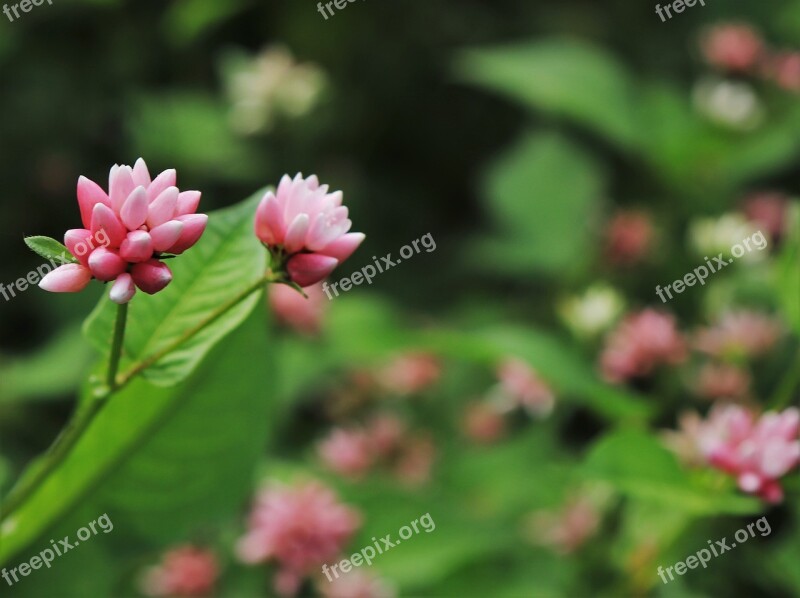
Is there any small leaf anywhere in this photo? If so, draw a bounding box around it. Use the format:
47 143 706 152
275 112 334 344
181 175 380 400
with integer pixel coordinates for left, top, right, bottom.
23 236 76 264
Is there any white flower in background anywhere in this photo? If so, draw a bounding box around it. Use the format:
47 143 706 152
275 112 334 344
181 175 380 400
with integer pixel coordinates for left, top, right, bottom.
692 77 764 131
688 213 767 263
223 45 327 135
558 284 625 339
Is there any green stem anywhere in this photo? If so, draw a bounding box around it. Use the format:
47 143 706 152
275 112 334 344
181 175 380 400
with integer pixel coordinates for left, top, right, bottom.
107 302 128 389
1 274 273 522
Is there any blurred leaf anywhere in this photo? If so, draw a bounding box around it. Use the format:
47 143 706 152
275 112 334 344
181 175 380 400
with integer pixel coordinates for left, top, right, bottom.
474 131 604 277
455 38 640 148
83 193 265 386
0 308 273 566
162 0 251 47
130 93 260 182
0 326 94 404
582 430 762 515
23 236 75 264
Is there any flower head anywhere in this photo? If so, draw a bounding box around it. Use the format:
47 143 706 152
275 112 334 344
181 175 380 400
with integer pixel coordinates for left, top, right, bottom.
696 405 800 503
600 309 686 383
236 481 361 596
255 174 364 287
318 571 395 598
694 310 781 361
39 158 207 304
700 23 765 73
494 358 555 417
604 210 655 266
140 545 219 597
376 353 441 396
318 428 374 478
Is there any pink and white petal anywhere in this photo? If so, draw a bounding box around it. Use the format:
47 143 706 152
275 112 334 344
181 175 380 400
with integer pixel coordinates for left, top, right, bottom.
131 158 151 188
64 228 94 266
284 214 310 254
150 221 184 252
109 273 136 304
39 264 92 293
91 203 127 247
176 190 201 216
287 253 338 287
320 232 366 262
120 186 149 230
88 248 127 281
131 260 173 294
255 192 285 245
165 214 207 254
109 165 135 214
119 230 154 263
77 176 111 229
147 186 179 228
147 169 177 202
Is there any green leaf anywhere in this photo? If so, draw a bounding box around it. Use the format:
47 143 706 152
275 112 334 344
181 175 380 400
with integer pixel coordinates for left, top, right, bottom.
455 39 640 149
473 131 604 277
83 192 266 387
0 308 274 566
23 236 76 264
582 430 762 515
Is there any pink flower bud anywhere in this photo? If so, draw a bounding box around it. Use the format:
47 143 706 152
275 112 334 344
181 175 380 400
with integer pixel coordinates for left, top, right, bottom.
167 214 208 254
132 157 151 187
90 203 126 247
131 259 173 294
109 165 135 214
120 186 149 230
120 230 154 263
149 221 185 252
176 191 201 216
39 263 92 293
109 273 136 304
88 247 127 281
147 168 177 202
286 253 338 288
76 176 111 229
64 228 95 266
147 187 179 229
320 232 366 263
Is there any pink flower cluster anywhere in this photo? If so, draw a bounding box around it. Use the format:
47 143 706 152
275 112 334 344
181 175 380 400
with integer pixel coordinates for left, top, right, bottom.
318 570 395 598
236 481 361 596
255 174 365 287
600 309 686 383
317 415 436 486
269 281 328 335
140 546 219 597
604 210 655 266
700 23 800 92
376 353 442 395
694 310 781 361
526 496 600 555
697 406 800 503
495 358 556 417
40 158 207 304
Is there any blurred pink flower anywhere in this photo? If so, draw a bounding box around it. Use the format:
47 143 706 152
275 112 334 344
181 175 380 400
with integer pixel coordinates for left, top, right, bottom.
255 173 364 287
694 311 781 360
662 411 707 467
270 281 327 334
600 309 687 383
236 481 361 596
741 192 790 241
318 428 374 478
140 545 218 597
527 497 600 555
393 435 436 486
319 571 395 598
496 358 555 417
366 414 407 459
462 401 506 444
377 353 441 395
40 158 206 304
604 210 655 266
694 362 751 401
766 51 800 92
697 405 800 503
700 23 765 73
